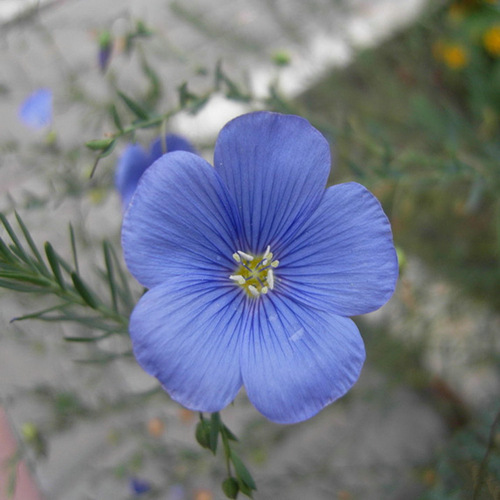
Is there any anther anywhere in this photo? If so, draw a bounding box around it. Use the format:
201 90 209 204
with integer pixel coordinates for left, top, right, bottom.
267 269 274 290
230 246 279 298
237 250 254 262
229 275 246 285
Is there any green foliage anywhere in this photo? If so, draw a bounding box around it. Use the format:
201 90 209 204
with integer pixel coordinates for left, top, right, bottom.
0 212 131 344
421 408 500 499
298 3 500 309
197 412 255 499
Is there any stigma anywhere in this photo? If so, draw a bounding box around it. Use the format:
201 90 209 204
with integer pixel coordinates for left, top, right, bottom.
229 246 279 298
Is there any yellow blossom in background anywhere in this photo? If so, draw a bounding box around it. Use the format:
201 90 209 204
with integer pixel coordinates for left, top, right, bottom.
443 44 469 69
483 25 500 56
433 40 469 69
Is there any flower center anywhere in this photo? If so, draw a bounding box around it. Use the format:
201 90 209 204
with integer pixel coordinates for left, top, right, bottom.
229 246 279 298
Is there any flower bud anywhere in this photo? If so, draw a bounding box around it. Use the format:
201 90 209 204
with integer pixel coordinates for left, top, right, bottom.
221 477 239 499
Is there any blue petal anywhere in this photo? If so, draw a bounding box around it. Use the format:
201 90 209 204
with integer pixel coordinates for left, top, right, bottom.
214 112 331 254
129 276 244 412
114 144 151 208
279 182 398 316
116 134 197 209
241 295 365 424
149 133 197 160
19 88 52 129
122 151 242 289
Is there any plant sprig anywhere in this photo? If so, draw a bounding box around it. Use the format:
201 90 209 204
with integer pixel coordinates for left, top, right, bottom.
86 62 257 177
196 412 256 499
0 211 131 342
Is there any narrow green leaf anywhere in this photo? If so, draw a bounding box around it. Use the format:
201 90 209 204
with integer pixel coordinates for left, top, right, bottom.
44 246 72 275
0 278 45 293
141 56 162 105
75 350 133 364
103 240 118 312
0 272 52 287
215 60 224 90
64 330 116 342
68 224 79 274
71 272 99 309
0 213 32 266
89 139 118 179
178 82 197 107
110 104 123 132
0 237 16 263
108 243 134 310
45 242 65 290
214 62 250 102
25 314 123 332
209 412 221 455
14 211 50 276
10 303 70 322
117 91 149 120
231 453 256 491
187 95 209 115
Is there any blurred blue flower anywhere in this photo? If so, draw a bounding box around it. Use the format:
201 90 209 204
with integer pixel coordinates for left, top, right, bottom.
115 134 197 209
122 111 398 424
19 88 53 129
98 30 113 72
129 477 151 495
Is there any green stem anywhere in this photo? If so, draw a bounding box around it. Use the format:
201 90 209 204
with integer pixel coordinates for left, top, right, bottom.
472 407 500 500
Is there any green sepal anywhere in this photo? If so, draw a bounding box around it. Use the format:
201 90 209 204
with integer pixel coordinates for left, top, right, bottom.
231 452 256 492
85 138 115 151
209 412 221 454
222 424 239 442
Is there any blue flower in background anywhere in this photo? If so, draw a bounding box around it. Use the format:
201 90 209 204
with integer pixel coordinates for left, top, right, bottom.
129 477 152 496
98 30 113 73
19 88 53 129
115 134 197 208
122 112 398 424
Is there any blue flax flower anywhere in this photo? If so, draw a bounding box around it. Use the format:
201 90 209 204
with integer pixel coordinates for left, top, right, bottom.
122 112 398 424
115 134 197 208
19 88 53 129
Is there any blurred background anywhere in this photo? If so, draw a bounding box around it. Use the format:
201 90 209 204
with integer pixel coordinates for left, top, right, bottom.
0 0 499 499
